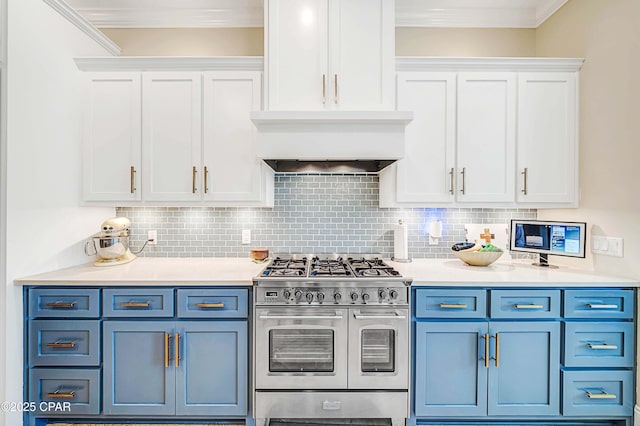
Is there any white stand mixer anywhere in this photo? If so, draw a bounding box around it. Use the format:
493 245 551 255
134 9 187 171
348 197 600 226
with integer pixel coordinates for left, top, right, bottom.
84 217 138 266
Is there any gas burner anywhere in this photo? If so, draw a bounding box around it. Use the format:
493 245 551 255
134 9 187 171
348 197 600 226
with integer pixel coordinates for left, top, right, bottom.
311 266 352 276
270 256 308 269
266 269 306 277
356 268 401 277
347 257 386 269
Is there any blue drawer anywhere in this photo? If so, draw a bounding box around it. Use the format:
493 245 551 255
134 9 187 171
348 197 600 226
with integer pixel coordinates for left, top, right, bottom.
564 322 634 367
103 288 174 317
564 290 634 319
490 290 560 319
29 368 100 415
414 289 486 318
29 289 100 318
28 320 100 366
177 288 248 318
562 370 633 417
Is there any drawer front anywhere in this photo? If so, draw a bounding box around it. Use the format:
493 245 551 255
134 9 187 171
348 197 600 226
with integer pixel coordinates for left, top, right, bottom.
28 368 100 415
177 288 248 318
564 290 634 319
562 370 633 417
564 322 634 367
414 289 486 318
28 320 100 366
490 290 560 319
29 289 100 318
103 288 174 317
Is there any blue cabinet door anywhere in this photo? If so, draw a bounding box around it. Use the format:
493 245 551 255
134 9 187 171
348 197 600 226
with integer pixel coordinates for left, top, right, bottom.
415 322 489 417
103 321 175 415
487 321 560 416
175 321 248 416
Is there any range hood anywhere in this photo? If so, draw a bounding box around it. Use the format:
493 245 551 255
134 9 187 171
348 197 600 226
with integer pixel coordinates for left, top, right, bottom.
250 111 413 173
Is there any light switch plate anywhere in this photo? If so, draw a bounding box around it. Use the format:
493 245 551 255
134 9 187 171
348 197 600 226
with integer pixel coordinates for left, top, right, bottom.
242 229 251 245
591 235 623 257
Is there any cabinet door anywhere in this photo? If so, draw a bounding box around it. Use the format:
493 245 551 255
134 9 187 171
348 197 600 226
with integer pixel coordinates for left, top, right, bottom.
83 73 141 201
103 321 175 415
175 321 248 416
142 73 202 201
517 73 578 205
457 73 516 203
267 0 328 110
392 72 456 204
329 0 394 110
415 322 488 417
203 72 271 204
487 321 560 416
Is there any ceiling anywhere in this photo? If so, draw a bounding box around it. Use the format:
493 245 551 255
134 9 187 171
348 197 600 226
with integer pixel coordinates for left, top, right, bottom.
64 0 568 29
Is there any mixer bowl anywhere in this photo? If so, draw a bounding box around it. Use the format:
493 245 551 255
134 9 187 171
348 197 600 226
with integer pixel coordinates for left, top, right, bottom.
91 236 130 260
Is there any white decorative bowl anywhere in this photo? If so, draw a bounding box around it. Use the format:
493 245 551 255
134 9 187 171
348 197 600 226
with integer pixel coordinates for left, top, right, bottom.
453 249 503 266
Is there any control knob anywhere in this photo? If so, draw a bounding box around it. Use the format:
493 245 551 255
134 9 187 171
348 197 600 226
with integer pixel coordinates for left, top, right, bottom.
378 289 387 300
350 292 359 302
362 293 370 303
389 290 398 300
294 290 303 301
283 289 291 299
334 292 342 303
317 292 325 304
305 292 314 303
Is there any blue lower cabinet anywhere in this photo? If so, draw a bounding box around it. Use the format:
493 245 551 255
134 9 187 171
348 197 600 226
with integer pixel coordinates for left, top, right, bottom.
563 370 633 417
487 321 560 416
415 322 488 417
29 368 100 415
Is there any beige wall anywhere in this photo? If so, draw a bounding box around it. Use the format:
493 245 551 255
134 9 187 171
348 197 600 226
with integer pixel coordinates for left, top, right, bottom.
536 0 640 280
397 27 536 56
100 28 264 56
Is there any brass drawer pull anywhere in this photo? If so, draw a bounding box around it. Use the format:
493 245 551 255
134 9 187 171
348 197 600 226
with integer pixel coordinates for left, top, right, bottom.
192 166 198 194
130 165 136 194
460 167 466 194
588 343 618 350
440 303 468 309
121 301 150 308
587 303 618 309
521 167 528 195
334 74 338 104
204 166 209 194
448 168 454 194
586 390 617 399
514 304 544 309
175 333 180 367
45 301 76 308
322 74 326 105
197 302 225 308
480 333 489 368
491 333 500 367
164 332 170 368
46 341 76 348
46 390 75 399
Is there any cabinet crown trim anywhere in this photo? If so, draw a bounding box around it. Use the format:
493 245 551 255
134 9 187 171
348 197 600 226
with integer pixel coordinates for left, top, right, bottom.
396 57 584 72
74 56 264 72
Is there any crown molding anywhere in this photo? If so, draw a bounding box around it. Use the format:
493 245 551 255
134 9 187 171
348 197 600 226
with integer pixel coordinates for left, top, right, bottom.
42 0 121 56
396 57 585 72
396 6 536 28
74 56 264 72
536 0 569 27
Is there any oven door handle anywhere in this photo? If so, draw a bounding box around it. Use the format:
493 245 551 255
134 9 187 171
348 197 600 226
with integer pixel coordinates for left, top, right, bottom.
259 314 344 320
353 311 407 320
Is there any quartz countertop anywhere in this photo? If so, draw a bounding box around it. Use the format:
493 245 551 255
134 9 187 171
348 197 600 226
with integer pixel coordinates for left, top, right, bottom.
14 257 639 287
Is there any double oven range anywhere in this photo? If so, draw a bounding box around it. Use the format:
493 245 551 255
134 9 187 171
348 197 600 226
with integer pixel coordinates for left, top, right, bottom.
253 254 412 426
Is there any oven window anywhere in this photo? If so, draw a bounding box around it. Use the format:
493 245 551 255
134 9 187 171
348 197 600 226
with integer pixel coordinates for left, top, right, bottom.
269 329 334 372
361 329 395 373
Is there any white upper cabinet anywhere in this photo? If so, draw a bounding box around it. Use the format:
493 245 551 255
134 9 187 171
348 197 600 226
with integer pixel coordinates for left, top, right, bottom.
265 0 394 111
142 73 202 202
517 73 578 205
83 73 141 202
203 72 272 204
456 72 516 203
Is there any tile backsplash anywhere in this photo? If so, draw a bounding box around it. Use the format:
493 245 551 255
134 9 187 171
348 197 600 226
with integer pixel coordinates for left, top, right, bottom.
118 174 536 258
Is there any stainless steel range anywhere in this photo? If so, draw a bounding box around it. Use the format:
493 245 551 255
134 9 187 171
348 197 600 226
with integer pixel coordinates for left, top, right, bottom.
253 254 411 426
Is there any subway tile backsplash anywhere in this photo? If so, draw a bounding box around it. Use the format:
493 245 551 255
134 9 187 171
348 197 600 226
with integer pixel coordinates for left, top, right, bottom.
118 174 536 258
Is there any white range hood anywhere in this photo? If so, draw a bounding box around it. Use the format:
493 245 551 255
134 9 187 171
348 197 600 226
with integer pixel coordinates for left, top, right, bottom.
250 111 413 173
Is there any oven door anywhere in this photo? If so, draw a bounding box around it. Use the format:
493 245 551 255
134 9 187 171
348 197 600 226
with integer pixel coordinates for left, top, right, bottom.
348 308 409 389
255 308 348 389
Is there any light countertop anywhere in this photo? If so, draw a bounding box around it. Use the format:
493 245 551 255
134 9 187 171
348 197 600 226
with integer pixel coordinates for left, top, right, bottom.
14 257 639 287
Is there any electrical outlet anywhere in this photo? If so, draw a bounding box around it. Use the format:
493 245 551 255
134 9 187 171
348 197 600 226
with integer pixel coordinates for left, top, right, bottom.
242 229 251 245
148 230 158 245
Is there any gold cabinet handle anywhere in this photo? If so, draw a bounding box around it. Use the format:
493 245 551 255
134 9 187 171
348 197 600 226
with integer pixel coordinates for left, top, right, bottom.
460 168 466 194
45 301 76 308
46 341 76 348
204 166 209 194
192 166 197 194
521 167 528 195
588 343 618 350
121 301 150 308
334 74 338 105
130 165 136 194
480 333 489 368
175 333 180 367
46 390 75 399
491 333 500 367
586 391 617 399
439 303 468 309
196 302 225 308
514 304 544 309
164 332 170 368
322 74 326 105
587 303 618 309
449 168 454 194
